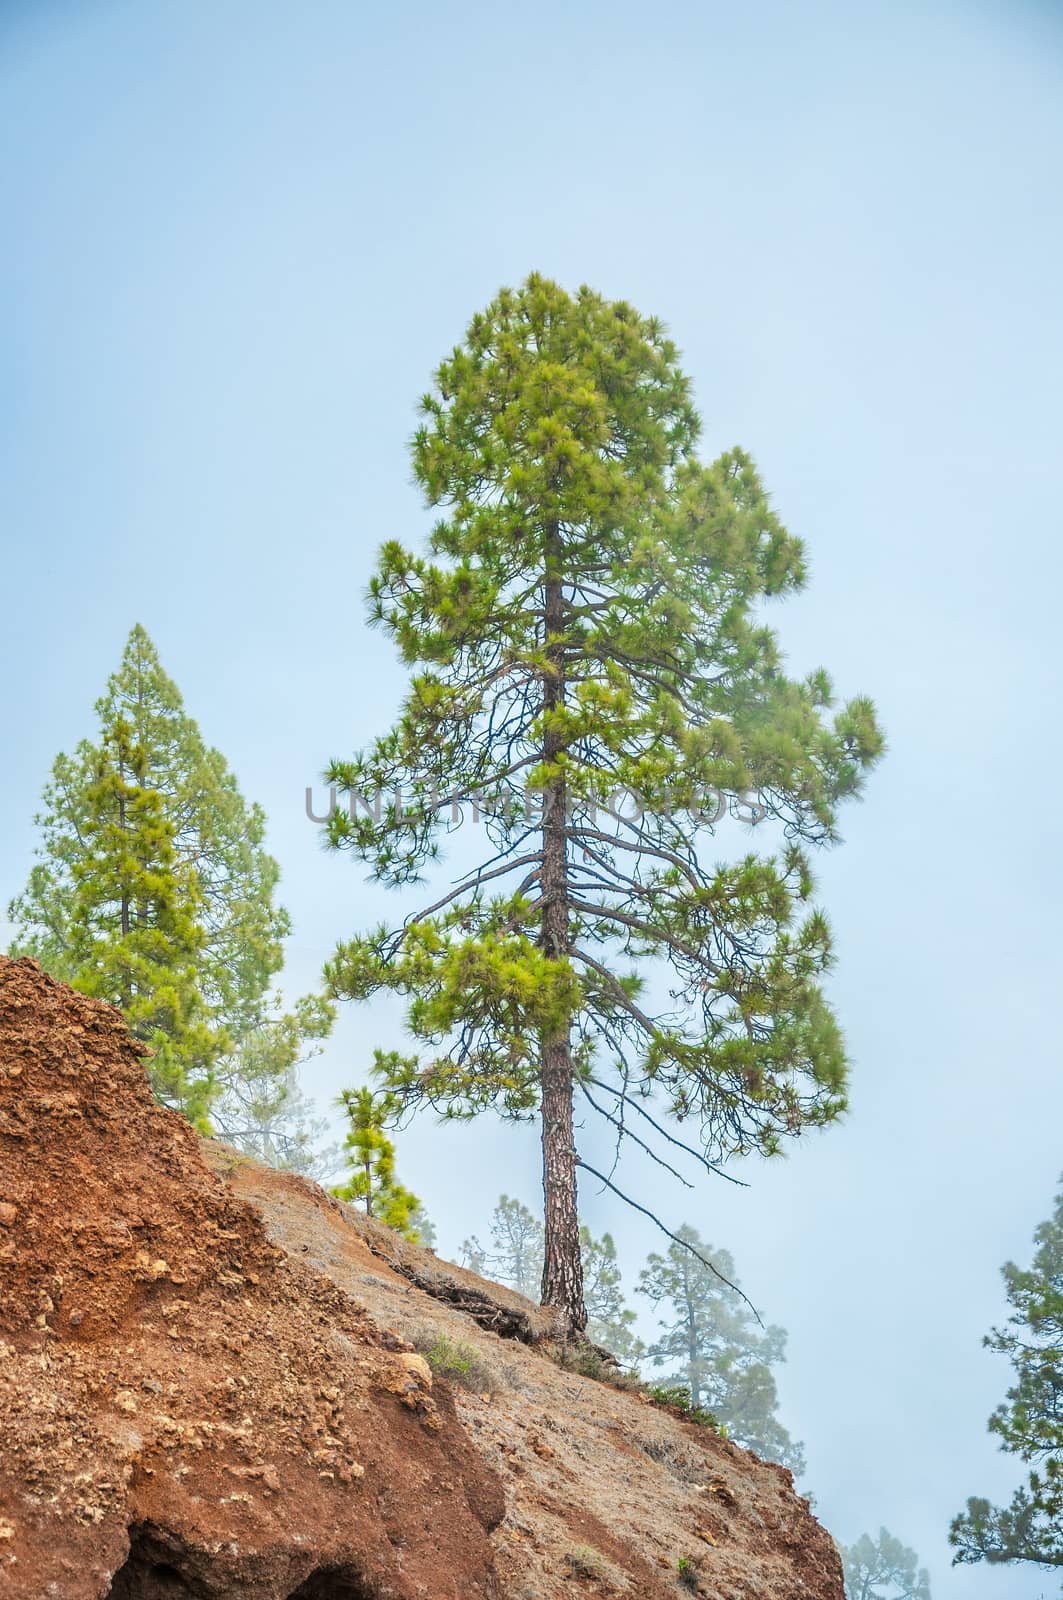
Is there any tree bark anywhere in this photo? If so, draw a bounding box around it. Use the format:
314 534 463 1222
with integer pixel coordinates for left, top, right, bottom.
538 521 585 1333
117 779 132 1011
540 1037 584 1330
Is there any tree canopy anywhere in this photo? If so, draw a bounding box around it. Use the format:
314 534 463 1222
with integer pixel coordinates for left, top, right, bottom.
323 274 882 1329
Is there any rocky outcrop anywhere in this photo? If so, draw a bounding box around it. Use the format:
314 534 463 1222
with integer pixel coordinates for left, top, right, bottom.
0 958 501 1598
0 955 844 1599
210 1151 846 1600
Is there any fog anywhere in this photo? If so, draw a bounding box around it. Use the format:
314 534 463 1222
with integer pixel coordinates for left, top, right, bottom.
2 1 1061 1592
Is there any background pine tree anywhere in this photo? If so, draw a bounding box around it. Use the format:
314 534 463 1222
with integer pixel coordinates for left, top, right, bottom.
579 1227 644 1365
950 1173 1063 1576
841 1529 932 1600
461 1196 642 1361
461 1196 546 1300
638 1223 804 1473
9 624 332 1137
208 995 337 1175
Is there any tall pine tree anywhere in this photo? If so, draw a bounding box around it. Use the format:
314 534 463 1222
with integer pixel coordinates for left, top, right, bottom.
638 1224 804 1472
9 624 331 1135
324 275 882 1331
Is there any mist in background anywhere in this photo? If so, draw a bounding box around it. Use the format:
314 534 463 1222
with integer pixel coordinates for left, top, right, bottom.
2 2 1062 1592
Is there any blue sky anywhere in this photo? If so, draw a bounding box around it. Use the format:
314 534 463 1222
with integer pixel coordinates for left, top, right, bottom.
2 2 1062 1593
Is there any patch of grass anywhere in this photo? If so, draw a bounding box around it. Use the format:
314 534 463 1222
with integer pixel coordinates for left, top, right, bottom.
553 1341 617 1381
542 1342 723 1441
648 1385 720 1431
414 1330 495 1394
607 1366 645 1394
676 1554 702 1591
564 1543 607 1580
546 1336 649 1389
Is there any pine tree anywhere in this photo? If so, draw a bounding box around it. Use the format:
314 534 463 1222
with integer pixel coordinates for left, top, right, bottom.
332 1086 421 1236
64 711 223 1125
9 624 331 1135
323 275 882 1331
461 1195 545 1299
638 1223 804 1472
461 1194 641 1360
950 1174 1063 1577
842 1529 932 1600
208 994 337 1176
406 1202 437 1249
580 1227 644 1364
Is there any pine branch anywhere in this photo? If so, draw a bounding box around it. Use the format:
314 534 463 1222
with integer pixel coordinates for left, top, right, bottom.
575 1158 762 1324
579 1081 693 1189
585 1073 748 1188
402 850 543 924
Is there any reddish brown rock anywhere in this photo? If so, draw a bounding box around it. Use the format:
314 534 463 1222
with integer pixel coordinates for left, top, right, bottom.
0 957 502 1599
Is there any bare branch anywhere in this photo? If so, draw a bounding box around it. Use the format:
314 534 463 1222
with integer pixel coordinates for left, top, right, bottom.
570 946 659 1034
403 851 543 925
585 1074 748 1189
575 1158 763 1325
579 1081 693 1189
568 897 718 970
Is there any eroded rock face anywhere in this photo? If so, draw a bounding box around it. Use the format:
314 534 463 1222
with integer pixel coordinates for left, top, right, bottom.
0 958 502 1599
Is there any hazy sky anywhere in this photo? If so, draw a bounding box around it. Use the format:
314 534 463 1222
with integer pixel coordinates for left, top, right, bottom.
3 2 1062 1593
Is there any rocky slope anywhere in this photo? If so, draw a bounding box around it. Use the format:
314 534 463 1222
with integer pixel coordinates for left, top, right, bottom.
0 956 844 1599
0 958 500 1599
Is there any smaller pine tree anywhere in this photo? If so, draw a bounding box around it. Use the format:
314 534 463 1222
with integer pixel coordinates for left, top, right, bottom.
841 1528 932 1600
950 1173 1063 1575
638 1223 804 1473
580 1228 644 1365
332 1086 421 1238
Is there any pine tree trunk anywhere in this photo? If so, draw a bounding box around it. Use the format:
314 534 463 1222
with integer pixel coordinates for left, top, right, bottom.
538 524 586 1334
118 791 130 940
117 784 131 1011
540 1034 584 1330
